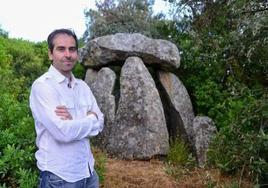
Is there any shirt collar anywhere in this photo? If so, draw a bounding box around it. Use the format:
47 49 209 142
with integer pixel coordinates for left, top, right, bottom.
48 65 78 86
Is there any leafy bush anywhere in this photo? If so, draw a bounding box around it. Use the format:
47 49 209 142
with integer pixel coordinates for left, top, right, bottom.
0 37 44 187
0 76 38 187
207 87 268 184
158 1 268 184
166 138 195 166
73 62 86 79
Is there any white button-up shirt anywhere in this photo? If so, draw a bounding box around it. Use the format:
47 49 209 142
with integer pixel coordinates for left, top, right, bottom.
29 65 104 182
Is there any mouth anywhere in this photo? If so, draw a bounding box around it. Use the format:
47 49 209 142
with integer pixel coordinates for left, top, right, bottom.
63 61 73 65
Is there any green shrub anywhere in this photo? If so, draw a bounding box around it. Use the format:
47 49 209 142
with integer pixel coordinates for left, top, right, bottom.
17 168 38 188
166 138 195 166
92 147 107 184
165 138 195 182
73 62 86 79
0 37 44 187
207 89 268 184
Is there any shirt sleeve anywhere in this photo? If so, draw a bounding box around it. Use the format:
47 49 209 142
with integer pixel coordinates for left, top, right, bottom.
29 81 104 143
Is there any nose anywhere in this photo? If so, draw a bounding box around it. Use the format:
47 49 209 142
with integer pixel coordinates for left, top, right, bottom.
64 49 71 57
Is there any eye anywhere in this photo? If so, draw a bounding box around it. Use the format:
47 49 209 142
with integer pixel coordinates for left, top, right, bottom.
69 47 77 52
56 47 65 52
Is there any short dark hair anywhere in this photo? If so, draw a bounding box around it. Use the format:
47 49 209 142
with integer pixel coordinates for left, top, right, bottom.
47 28 78 52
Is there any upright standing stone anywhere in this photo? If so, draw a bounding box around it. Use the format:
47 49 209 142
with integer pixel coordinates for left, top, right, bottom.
158 71 195 147
89 67 117 148
193 116 217 167
85 68 98 86
107 57 169 159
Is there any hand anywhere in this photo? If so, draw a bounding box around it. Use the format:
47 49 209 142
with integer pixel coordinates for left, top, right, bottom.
87 111 98 120
55 105 73 120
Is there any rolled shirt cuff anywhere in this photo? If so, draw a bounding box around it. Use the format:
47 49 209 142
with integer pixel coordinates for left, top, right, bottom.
86 114 100 136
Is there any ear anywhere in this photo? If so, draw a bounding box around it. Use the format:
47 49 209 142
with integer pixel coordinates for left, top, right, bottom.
48 50 53 61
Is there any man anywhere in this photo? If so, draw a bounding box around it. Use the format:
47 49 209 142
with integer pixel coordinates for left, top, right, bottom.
30 28 104 188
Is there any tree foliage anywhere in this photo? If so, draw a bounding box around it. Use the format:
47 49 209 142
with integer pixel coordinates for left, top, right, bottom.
229 0 268 86
0 26 8 38
161 0 268 184
167 0 268 86
83 0 165 40
0 36 43 187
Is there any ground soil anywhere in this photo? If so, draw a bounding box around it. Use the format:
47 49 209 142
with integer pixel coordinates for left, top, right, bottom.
101 158 253 188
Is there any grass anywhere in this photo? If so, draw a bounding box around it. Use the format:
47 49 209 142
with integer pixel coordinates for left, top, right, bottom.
92 146 107 184
93 144 254 188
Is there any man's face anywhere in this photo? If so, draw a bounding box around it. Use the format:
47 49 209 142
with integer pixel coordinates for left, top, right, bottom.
49 33 78 77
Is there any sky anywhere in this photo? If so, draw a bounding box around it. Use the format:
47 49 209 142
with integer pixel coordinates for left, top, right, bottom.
0 0 170 42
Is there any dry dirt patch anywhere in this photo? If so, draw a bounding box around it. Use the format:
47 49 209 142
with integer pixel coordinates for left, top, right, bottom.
101 158 253 188
102 158 179 188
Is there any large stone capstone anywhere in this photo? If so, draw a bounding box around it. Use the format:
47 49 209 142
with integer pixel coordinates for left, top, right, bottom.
80 33 180 70
107 57 169 159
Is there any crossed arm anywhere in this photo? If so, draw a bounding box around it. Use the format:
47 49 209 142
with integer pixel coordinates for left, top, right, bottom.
55 106 98 120
30 81 104 142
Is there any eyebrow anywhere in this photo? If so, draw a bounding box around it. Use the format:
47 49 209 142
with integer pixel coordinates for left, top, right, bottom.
55 46 77 50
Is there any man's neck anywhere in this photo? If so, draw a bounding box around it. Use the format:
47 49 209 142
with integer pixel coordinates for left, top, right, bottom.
52 65 72 79
60 71 72 80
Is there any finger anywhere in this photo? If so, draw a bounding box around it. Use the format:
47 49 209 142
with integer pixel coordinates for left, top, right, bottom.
55 109 68 113
55 108 69 114
55 112 68 117
55 110 69 116
56 112 72 120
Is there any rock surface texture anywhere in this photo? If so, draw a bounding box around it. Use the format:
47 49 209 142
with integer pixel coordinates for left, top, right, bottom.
193 116 217 167
82 33 216 163
158 71 195 147
107 57 169 159
80 33 180 70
